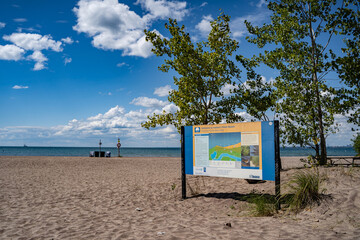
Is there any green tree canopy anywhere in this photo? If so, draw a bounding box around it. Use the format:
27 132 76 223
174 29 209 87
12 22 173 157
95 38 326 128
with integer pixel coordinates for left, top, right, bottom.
142 14 244 132
244 0 353 164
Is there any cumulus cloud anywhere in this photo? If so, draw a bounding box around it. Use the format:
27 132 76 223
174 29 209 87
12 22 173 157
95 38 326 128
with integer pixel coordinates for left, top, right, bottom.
136 0 188 21
50 105 179 146
3 33 63 51
61 37 74 44
162 103 179 113
154 85 172 97
131 96 167 108
0 44 25 60
28 51 48 70
0 22 5 29
12 85 29 89
73 0 188 58
2 33 65 70
0 103 357 147
221 83 236 96
195 15 213 37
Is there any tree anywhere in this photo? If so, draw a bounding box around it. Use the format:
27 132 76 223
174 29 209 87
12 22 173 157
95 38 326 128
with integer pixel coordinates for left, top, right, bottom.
331 0 360 126
142 14 243 132
352 133 360 156
245 0 347 165
218 56 276 122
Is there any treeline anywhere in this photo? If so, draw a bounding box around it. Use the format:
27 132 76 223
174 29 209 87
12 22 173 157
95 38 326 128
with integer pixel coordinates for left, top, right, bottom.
142 0 360 165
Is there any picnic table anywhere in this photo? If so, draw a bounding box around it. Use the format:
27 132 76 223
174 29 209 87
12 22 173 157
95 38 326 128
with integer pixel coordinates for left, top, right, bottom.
327 156 360 167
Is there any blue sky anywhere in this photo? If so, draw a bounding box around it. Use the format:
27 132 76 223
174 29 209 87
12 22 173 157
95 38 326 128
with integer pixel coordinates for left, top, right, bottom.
0 0 357 147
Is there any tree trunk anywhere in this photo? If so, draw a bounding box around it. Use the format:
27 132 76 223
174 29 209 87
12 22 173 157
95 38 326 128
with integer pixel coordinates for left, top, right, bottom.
308 5 327 165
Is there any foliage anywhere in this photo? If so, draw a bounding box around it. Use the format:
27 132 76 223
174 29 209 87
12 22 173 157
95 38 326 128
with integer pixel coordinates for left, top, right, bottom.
352 133 360 156
218 56 276 122
300 155 321 167
244 0 352 165
142 14 243 132
330 0 360 126
283 168 324 212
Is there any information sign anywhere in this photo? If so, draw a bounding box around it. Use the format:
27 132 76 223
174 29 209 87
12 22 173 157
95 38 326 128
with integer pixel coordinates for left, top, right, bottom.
182 121 279 181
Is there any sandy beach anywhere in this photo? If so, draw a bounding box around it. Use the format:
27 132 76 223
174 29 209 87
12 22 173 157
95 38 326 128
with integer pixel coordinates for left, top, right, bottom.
1 156 359 239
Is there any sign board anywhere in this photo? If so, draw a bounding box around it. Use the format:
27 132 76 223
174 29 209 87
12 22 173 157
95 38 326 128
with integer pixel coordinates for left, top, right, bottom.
182 121 279 181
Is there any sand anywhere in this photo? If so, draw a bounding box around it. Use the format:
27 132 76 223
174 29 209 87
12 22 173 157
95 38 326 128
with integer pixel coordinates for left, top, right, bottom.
1 156 360 239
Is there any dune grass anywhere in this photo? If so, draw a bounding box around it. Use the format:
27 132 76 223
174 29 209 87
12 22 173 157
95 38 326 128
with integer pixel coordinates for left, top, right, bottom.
282 168 325 212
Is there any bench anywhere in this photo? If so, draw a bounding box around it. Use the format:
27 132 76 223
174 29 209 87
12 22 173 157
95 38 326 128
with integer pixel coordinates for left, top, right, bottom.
327 156 360 167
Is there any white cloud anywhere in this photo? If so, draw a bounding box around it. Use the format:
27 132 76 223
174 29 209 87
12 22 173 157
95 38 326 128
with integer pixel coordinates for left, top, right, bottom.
73 0 150 57
195 15 213 37
231 10 271 39
64 57 72 65
221 83 236 96
327 113 359 146
2 33 66 70
49 105 179 146
28 50 48 70
0 104 357 147
136 0 188 21
12 85 29 89
14 18 27 22
73 0 188 58
3 33 63 52
61 37 74 44
154 85 172 97
131 96 167 108
0 44 25 60
162 103 179 113
0 22 5 29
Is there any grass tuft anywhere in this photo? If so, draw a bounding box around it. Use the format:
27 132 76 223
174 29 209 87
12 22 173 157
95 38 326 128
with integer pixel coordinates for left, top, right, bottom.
283 168 324 212
249 195 276 217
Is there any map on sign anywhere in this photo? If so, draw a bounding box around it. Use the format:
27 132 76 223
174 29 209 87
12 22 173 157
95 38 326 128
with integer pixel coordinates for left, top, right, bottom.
209 132 241 161
207 132 260 169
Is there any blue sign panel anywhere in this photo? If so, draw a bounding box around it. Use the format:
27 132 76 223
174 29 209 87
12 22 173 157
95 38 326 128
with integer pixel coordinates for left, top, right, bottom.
183 121 278 181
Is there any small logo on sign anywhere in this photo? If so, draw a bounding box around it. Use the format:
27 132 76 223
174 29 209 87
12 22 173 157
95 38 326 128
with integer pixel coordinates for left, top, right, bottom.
195 127 200 132
249 175 260 179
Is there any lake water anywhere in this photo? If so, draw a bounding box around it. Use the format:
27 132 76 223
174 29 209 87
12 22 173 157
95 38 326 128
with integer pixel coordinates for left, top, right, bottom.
0 146 356 157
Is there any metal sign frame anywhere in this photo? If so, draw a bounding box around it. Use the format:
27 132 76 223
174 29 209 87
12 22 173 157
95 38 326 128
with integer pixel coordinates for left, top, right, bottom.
181 121 280 209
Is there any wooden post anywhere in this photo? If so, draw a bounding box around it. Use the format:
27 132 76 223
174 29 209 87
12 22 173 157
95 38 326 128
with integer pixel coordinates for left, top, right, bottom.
274 121 281 210
181 126 186 199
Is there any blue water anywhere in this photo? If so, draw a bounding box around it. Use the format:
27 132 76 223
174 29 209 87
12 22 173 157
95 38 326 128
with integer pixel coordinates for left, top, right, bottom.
0 147 180 157
211 151 241 161
0 146 356 157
